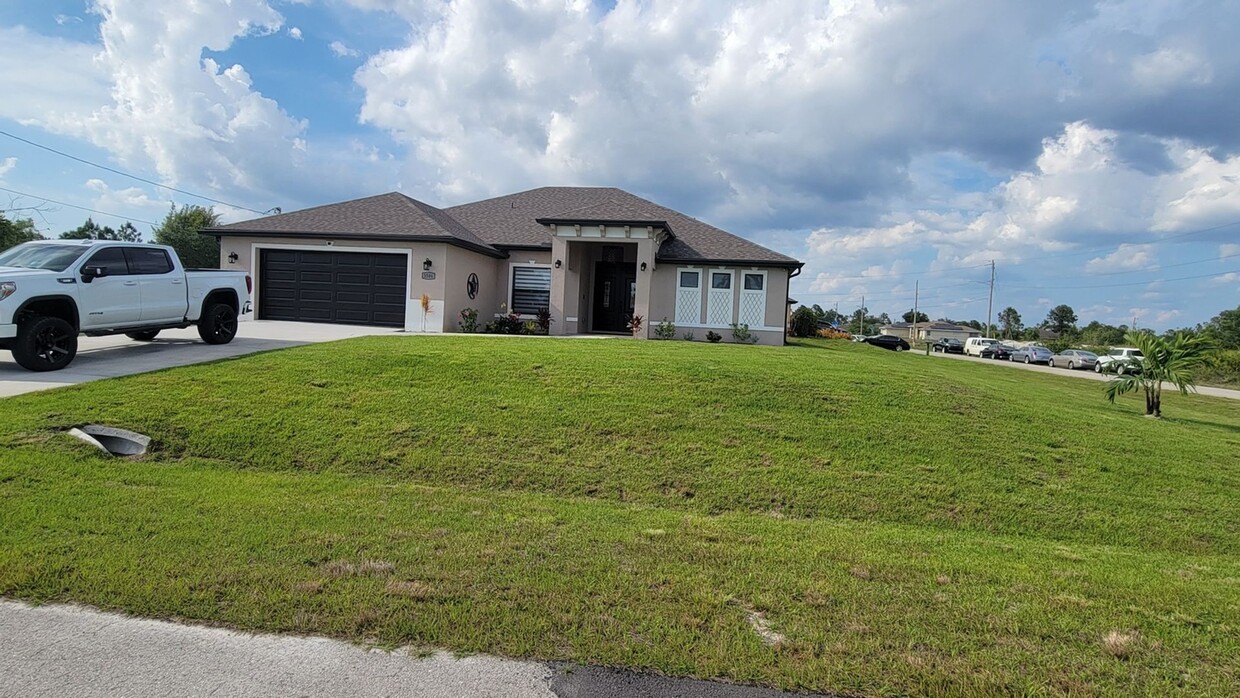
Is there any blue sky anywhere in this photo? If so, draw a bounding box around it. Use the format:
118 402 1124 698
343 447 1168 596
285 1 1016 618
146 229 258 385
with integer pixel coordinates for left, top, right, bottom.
1 0 1238 330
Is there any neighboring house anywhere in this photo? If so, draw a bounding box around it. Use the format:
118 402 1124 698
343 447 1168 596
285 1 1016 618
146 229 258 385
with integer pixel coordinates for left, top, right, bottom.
879 321 981 342
205 187 803 345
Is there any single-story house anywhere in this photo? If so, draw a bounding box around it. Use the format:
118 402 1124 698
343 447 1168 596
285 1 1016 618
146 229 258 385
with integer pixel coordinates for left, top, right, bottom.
205 187 803 345
879 321 981 342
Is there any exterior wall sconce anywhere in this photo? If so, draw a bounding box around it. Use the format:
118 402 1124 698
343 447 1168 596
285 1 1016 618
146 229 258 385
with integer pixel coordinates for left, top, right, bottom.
423 258 433 271
640 261 648 271
227 252 239 264
554 259 562 268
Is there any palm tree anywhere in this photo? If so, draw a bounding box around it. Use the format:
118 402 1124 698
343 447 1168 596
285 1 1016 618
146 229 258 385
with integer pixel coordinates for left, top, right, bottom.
1104 331 1210 418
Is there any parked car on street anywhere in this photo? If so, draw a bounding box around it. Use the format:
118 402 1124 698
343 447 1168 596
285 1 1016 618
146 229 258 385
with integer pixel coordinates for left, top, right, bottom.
863 335 910 352
0 240 251 372
964 337 1001 356
979 343 1015 360
1095 347 1144 374
1050 349 1098 370
1010 345 1053 365
931 338 965 354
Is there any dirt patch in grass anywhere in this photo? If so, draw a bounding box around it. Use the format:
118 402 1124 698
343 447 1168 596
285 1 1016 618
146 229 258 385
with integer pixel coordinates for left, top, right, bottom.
319 560 395 577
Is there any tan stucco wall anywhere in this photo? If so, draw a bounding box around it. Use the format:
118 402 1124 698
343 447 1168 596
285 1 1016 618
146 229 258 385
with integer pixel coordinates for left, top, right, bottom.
647 264 790 346
217 235 792 344
218 236 501 332
442 245 501 331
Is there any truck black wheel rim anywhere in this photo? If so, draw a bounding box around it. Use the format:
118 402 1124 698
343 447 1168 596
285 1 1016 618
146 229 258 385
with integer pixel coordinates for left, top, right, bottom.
213 308 237 340
35 326 72 364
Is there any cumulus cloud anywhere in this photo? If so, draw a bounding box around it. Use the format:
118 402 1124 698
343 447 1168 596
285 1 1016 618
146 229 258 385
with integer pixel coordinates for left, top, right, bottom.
329 41 359 58
0 157 15 180
1085 244 1156 273
288 26 303 40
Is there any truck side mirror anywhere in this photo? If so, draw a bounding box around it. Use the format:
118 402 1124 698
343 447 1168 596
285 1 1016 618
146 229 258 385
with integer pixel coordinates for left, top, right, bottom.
81 266 106 283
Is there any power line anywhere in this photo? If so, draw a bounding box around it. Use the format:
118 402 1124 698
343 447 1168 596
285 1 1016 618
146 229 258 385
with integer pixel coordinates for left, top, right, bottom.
0 129 269 215
0 185 161 227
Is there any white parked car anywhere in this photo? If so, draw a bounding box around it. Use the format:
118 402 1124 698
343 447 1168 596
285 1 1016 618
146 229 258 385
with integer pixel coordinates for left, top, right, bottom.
1094 347 1144 375
964 337 1001 356
0 240 251 371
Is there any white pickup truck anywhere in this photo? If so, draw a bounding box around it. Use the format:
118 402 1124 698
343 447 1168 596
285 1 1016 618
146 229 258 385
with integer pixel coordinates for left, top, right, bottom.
0 240 251 372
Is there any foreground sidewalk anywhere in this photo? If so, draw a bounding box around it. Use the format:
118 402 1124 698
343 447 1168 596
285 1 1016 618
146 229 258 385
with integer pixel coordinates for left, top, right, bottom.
0 600 818 698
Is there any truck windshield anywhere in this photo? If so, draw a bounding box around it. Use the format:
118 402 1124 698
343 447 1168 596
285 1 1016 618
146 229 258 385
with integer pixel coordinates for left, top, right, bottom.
0 243 90 272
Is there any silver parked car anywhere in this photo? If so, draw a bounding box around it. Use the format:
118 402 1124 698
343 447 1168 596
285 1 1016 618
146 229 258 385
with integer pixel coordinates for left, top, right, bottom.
1010 345 1053 365
1050 349 1098 370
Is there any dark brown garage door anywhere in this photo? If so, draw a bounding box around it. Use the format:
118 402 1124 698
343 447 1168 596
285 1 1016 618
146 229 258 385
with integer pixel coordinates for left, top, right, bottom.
258 249 407 327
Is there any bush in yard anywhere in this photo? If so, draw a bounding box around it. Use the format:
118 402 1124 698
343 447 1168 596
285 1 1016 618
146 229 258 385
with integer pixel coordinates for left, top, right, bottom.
730 323 759 344
484 306 524 334
654 318 677 340
626 314 644 338
816 327 851 340
1196 349 1240 386
535 308 553 335
789 307 819 337
682 331 695 341
459 308 480 333
705 330 722 343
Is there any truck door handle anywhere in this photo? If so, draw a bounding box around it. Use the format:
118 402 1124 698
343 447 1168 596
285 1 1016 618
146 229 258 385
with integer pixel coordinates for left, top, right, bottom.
123 281 139 286
171 279 184 285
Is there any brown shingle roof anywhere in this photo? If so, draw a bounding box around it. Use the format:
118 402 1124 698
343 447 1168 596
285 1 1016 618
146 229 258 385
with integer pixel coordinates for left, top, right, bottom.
448 187 800 266
207 192 504 257
209 187 801 267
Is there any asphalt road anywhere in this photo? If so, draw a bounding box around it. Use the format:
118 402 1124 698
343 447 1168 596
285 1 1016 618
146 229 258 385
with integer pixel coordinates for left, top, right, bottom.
0 601 832 698
916 348 1240 400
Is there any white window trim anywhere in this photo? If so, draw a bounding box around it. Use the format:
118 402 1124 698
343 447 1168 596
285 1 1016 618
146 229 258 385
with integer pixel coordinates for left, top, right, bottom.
738 268 768 328
674 265 703 326
507 262 552 318
705 268 736 327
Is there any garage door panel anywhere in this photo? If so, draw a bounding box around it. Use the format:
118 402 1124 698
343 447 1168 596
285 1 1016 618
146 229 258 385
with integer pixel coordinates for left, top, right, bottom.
336 273 379 285
373 273 406 286
258 249 408 327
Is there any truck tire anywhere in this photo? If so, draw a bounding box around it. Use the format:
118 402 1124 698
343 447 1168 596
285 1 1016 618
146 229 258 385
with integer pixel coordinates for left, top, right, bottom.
198 303 238 345
12 315 78 372
126 330 160 341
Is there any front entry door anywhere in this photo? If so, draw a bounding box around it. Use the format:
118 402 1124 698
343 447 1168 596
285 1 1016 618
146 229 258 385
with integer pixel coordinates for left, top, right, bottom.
592 262 636 333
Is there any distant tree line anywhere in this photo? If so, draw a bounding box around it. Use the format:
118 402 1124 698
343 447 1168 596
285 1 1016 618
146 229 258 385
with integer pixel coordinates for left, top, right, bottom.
0 205 221 268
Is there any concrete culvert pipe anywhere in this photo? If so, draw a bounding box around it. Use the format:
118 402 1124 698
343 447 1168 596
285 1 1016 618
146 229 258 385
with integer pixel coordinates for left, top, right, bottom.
67 425 151 457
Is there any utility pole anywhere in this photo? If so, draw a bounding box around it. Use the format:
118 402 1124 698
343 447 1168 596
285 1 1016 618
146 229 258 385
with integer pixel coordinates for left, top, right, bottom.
985 260 995 339
858 295 865 335
912 280 919 342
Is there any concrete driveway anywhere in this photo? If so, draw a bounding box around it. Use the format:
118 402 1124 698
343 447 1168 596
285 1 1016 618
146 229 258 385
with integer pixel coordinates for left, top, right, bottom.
0 321 397 398
917 349 1240 400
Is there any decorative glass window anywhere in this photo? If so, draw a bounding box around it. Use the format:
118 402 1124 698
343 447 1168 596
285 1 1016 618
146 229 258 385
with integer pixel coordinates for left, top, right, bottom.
511 266 551 315
711 272 732 289
679 270 699 288
743 273 764 291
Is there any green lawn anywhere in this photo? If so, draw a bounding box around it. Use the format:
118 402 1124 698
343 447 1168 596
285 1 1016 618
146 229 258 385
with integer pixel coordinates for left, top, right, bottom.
1 337 1237 696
